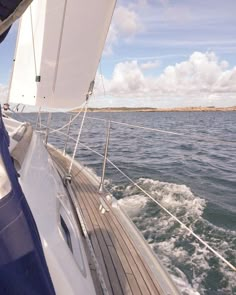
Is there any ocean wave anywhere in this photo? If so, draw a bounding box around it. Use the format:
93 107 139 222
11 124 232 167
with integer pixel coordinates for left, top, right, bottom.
115 178 236 295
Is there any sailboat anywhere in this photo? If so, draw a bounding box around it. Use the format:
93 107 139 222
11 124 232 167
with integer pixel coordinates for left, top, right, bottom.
1 1 235 294
0 0 181 294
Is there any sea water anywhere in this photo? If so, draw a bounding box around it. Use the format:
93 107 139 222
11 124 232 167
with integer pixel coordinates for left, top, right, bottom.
17 111 236 295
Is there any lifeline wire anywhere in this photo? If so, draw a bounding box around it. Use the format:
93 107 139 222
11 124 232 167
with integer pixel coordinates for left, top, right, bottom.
85 116 236 144
40 118 236 272
83 140 236 272
49 101 87 134
50 128 236 272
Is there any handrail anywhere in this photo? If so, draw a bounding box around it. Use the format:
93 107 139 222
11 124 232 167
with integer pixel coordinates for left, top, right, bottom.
86 116 184 136
85 115 236 144
20 111 235 273
42 124 236 272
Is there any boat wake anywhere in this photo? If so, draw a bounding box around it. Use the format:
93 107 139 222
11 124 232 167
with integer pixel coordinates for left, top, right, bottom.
111 178 236 295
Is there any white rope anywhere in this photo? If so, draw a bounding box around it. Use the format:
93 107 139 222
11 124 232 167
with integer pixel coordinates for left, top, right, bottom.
52 133 236 272
111 120 184 136
38 120 236 271
85 116 236 144
103 158 236 272
49 102 86 134
86 116 107 123
81 142 236 271
68 102 88 174
85 116 184 136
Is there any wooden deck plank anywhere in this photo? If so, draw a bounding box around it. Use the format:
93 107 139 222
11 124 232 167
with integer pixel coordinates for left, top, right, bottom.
90 269 104 295
126 274 142 295
75 175 137 295
72 186 113 295
100 209 151 295
76 171 160 294
56 154 160 295
48 147 162 295
108 245 133 295
94 206 133 275
74 178 127 295
52 158 113 295
75 179 149 294
74 172 140 277
52 152 157 294
73 178 125 295
74 170 155 295
105 209 161 295
84 174 161 295
78 185 133 295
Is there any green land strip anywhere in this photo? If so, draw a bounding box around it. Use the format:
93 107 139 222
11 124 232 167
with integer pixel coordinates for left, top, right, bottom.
74 106 236 112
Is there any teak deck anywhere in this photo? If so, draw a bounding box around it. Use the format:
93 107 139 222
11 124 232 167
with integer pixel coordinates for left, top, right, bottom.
48 147 163 295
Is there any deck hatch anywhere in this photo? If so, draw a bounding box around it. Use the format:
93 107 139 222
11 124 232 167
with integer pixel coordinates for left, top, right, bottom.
60 215 73 253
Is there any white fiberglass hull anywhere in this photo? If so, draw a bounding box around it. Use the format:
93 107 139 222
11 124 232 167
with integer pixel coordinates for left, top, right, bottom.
2 116 96 294
2 116 180 295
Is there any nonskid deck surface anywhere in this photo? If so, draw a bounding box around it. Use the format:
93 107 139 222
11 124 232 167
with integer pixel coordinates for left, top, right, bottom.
48 147 162 295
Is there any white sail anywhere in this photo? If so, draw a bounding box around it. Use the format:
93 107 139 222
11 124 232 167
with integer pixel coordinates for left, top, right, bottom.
8 0 46 106
9 0 116 109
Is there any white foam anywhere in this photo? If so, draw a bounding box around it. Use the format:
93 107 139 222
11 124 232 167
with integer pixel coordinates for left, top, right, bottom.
83 165 101 184
115 178 236 294
118 194 148 217
172 273 201 295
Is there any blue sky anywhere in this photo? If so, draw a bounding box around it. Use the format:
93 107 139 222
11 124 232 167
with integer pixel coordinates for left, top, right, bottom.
0 23 17 85
1 0 236 108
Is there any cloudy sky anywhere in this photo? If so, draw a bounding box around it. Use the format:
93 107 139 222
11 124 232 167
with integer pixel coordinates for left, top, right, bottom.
1 0 236 108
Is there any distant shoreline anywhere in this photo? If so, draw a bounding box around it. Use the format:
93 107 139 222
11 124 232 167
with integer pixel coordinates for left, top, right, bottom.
74 106 236 112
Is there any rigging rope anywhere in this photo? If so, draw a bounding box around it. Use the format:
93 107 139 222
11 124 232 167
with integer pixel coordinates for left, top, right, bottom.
110 120 184 136
47 127 236 272
85 116 236 144
21 109 235 272
78 141 236 272
49 101 87 134
104 159 236 272
68 102 88 174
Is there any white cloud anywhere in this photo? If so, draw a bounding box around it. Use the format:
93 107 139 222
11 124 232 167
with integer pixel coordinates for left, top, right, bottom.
140 60 160 70
95 52 236 107
110 60 146 94
104 5 142 55
104 25 118 55
113 6 142 37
